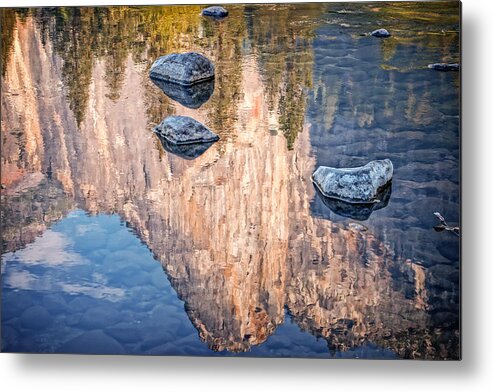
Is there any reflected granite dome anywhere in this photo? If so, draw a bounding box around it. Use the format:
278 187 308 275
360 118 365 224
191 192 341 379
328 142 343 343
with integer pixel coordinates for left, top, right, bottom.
1 3 460 359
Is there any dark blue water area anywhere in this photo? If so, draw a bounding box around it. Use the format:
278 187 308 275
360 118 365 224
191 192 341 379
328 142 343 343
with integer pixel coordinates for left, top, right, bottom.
1 210 396 358
305 16 460 270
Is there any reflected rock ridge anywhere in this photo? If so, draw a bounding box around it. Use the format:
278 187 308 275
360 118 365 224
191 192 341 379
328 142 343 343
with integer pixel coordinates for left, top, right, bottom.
1 4 460 359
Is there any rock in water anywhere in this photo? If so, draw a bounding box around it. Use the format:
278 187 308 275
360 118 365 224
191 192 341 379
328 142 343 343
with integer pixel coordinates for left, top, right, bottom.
371 28 391 37
312 159 393 203
201 6 229 18
150 77 214 109
149 52 214 86
428 63 460 71
154 116 219 145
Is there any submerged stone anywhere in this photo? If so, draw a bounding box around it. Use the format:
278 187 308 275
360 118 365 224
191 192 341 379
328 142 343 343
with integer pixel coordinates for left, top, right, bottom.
154 116 219 146
106 323 142 343
371 28 391 37
57 330 124 354
149 52 215 86
20 305 52 329
201 6 229 18
315 182 392 221
150 77 214 109
428 63 460 72
78 305 122 329
312 159 393 204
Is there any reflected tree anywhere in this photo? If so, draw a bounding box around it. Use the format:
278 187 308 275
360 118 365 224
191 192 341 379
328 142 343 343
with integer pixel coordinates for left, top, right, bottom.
1 9 17 77
1 9 30 76
247 4 320 149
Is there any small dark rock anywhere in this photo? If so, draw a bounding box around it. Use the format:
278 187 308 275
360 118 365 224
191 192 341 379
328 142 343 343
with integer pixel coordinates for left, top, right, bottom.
312 159 393 203
371 28 391 38
150 52 214 86
428 63 460 71
154 115 219 146
201 6 229 18
150 77 214 109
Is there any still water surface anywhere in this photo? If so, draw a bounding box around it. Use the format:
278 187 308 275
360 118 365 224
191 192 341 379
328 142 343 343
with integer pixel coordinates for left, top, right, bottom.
1 2 460 359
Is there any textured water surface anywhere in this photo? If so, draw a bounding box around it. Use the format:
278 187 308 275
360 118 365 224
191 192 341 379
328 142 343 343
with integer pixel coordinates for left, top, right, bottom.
1 2 460 359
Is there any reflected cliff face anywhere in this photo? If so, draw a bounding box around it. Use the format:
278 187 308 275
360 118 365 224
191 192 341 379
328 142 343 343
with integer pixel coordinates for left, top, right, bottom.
1 3 460 359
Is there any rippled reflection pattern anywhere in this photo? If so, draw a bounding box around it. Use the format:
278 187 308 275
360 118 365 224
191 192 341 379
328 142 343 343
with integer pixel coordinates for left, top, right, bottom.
1 2 460 359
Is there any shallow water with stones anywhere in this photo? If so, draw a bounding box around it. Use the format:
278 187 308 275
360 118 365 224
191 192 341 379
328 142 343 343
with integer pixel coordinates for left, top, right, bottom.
1 2 460 359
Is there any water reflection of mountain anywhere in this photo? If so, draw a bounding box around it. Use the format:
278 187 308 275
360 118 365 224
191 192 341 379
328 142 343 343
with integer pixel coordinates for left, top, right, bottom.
1 4 459 359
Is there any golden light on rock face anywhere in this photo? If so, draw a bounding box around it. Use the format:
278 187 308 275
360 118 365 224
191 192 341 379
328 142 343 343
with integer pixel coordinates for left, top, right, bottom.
1 7 459 359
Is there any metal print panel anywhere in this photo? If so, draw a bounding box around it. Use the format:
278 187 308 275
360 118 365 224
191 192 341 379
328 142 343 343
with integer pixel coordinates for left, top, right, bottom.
0 1 461 359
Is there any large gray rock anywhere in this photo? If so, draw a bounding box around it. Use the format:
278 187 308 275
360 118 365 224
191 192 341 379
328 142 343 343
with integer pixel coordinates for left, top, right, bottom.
149 52 215 86
154 116 219 145
428 63 459 72
371 28 391 37
201 6 229 18
312 159 393 203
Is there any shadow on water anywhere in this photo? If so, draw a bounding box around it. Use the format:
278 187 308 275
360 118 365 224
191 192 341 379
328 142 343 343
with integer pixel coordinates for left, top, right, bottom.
155 133 216 160
314 183 392 221
150 77 215 109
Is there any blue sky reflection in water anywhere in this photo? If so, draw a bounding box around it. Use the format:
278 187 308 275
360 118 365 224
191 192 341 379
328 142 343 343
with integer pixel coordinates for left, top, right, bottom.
1 2 460 359
3 211 395 358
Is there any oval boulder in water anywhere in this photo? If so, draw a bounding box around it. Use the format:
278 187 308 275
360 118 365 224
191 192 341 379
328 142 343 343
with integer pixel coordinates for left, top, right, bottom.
154 116 219 145
312 159 393 203
150 52 215 86
201 6 229 18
